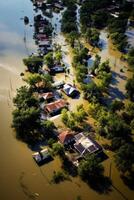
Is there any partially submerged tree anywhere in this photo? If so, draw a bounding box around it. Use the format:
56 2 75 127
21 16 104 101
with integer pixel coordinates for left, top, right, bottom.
23 56 43 73
78 154 104 180
115 143 134 174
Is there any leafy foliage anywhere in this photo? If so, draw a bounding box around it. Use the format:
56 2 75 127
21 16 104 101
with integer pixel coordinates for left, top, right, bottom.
78 154 104 180
115 144 134 173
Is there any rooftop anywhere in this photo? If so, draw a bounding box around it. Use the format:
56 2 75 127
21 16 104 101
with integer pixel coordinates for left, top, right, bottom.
40 92 54 100
58 130 74 144
45 99 67 113
63 84 78 96
74 133 102 157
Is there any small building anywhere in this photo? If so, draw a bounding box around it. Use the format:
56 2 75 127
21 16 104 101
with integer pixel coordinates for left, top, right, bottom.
38 40 51 47
58 130 75 145
32 148 52 165
63 84 79 97
74 133 102 158
40 92 54 102
54 3 63 10
45 99 67 115
52 81 65 89
50 66 65 74
36 33 48 41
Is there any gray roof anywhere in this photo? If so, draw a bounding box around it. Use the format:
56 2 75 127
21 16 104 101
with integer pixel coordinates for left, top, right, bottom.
74 133 102 156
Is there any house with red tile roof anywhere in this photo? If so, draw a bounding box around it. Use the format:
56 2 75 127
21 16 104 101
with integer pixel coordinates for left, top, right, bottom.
58 130 74 145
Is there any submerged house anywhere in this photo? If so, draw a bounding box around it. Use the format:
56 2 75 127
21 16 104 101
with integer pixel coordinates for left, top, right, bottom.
74 133 102 158
45 99 67 115
63 84 79 97
32 148 52 165
58 130 75 146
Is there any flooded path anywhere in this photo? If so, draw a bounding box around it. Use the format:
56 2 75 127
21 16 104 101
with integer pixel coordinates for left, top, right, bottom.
0 1 134 200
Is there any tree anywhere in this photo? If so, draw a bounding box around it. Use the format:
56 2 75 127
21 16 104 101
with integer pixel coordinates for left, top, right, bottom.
82 82 102 103
61 109 69 125
52 143 65 158
12 107 41 143
91 10 109 28
44 52 54 68
61 4 78 34
66 31 79 47
110 100 124 112
88 103 101 118
61 106 87 129
126 76 134 100
41 120 56 139
23 56 43 73
13 86 38 109
91 54 101 73
74 104 87 123
24 73 42 88
96 110 131 139
115 143 134 173
98 60 110 73
51 171 67 184
85 28 100 47
24 73 52 91
111 137 125 151
55 50 62 63
127 48 134 68
78 154 104 180
76 65 88 83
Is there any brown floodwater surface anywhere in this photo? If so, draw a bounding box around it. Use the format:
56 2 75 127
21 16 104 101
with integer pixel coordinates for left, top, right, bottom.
0 1 134 200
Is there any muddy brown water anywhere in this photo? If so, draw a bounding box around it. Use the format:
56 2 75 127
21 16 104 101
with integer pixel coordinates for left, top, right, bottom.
0 1 134 200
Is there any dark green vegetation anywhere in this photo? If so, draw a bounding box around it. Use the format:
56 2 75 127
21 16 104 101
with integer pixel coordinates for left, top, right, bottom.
51 171 68 184
23 56 43 73
24 73 53 92
78 154 112 193
61 105 87 130
61 3 77 34
80 0 134 51
85 28 100 47
61 0 79 48
12 86 55 144
126 75 134 101
127 48 134 68
88 99 134 176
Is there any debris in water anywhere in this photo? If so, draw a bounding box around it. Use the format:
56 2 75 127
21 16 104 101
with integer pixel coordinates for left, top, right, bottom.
34 193 39 197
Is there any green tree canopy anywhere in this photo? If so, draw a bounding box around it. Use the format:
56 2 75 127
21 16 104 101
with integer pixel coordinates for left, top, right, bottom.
44 52 54 68
78 154 104 180
115 143 134 173
23 56 43 73
13 86 38 109
126 76 134 100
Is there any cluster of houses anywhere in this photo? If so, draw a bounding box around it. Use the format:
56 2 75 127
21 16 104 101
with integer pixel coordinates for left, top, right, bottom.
33 130 102 166
31 0 103 167
39 82 79 118
31 0 80 119
58 131 102 158
32 0 64 11
34 14 53 56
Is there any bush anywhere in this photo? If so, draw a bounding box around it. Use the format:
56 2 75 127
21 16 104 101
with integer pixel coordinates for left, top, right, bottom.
51 171 67 184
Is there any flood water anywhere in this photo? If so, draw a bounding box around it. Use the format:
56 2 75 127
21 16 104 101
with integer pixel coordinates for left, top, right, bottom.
0 1 134 200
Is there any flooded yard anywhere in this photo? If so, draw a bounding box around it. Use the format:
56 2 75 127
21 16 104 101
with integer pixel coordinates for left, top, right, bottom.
0 1 134 200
